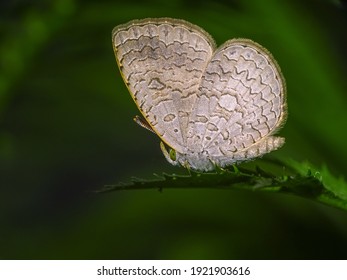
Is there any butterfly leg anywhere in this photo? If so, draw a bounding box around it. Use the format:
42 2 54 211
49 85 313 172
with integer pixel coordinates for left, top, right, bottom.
133 115 156 134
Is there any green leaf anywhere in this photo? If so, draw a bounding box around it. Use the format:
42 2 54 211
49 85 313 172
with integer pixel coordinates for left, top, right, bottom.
99 158 347 212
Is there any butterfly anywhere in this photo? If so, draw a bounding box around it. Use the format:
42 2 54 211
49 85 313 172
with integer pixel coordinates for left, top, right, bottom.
112 18 287 172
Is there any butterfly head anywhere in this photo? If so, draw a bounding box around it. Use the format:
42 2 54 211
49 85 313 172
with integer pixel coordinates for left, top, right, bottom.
160 142 215 172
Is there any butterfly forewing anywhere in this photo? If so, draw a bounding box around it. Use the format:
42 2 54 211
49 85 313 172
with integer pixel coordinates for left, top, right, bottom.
112 18 216 153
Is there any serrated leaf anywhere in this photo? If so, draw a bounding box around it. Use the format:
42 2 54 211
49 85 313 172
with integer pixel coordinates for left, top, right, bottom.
99 159 347 211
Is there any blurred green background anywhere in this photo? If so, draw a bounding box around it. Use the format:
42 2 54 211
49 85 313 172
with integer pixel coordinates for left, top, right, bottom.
1 0 347 259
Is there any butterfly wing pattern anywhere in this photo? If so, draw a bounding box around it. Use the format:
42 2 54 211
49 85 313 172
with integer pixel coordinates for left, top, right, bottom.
112 18 216 155
112 18 287 172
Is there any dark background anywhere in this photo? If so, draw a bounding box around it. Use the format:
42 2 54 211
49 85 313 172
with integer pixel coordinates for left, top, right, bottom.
1 0 347 259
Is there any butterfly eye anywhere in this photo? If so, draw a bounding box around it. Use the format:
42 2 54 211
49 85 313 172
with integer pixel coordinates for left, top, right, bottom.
169 149 176 161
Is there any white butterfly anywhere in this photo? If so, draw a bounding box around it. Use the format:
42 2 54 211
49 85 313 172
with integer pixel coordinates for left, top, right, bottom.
112 18 287 171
